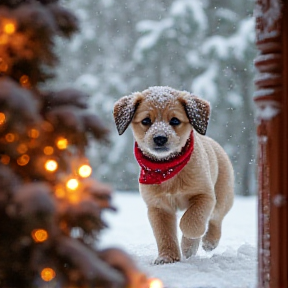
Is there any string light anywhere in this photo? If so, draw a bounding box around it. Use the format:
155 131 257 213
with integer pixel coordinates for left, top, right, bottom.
149 278 163 288
20 75 30 88
17 143 28 154
78 164 92 178
0 112 6 125
31 229 48 243
17 154 30 166
43 146 54 155
5 133 15 142
44 160 58 172
0 155 10 165
66 178 79 190
56 137 68 150
28 128 39 138
66 179 80 203
41 268 56 282
3 21 16 34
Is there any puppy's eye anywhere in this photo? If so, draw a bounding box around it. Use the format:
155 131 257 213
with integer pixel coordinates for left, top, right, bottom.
141 117 152 126
170 117 181 126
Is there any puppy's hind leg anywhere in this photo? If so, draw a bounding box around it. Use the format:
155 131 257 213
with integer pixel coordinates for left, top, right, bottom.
202 219 222 251
202 171 234 251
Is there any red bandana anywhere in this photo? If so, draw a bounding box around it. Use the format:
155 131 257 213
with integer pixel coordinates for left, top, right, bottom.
134 132 194 184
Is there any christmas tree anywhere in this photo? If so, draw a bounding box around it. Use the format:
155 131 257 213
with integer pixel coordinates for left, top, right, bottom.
0 1 149 287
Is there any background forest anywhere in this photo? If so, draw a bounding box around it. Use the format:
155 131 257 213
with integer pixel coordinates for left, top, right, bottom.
53 0 256 195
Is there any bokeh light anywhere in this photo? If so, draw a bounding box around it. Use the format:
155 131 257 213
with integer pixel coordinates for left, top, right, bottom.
45 160 58 172
5 133 15 142
149 278 163 288
66 178 79 190
41 268 56 282
56 137 68 150
28 128 39 138
43 146 54 155
0 155 10 165
32 229 48 243
0 112 6 125
17 154 30 166
17 143 28 154
4 22 16 34
78 164 92 178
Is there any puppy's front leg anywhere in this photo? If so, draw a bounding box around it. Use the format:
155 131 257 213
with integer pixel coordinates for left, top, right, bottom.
180 193 215 253
148 207 180 264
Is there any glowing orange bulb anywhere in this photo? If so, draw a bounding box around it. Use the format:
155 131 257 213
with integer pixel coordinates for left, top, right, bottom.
0 155 10 165
66 178 79 190
0 112 6 125
45 160 58 172
20 75 29 84
5 133 15 142
78 164 92 178
28 128 39 138
41 268 56 282
149 278 163 288
17 143 28 154
4 22 16 34
43 146 54 155
32 229 48 243
56 137 68 150
20 75 31 88
17 154 30 166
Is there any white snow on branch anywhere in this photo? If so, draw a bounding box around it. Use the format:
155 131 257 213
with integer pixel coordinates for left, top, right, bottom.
134 19 174 61
170 0 208 31
191 63 218 102
202 17 255 60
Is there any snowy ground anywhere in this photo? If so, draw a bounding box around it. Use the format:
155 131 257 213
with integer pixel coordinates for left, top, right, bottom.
100 192 257 288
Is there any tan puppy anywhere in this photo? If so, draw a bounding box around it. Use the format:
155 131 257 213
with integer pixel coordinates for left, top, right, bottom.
113 86 234 264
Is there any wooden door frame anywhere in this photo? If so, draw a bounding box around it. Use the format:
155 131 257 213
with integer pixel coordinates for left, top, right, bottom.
254 0 288 287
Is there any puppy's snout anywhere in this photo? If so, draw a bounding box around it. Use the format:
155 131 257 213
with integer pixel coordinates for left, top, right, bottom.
153 136 168 146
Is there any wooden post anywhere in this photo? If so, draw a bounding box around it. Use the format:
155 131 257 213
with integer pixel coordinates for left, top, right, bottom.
254 0 288 287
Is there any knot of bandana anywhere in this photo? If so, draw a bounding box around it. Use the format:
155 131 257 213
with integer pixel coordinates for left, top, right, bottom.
134 131 194 184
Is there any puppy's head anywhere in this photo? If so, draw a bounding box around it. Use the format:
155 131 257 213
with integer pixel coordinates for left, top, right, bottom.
113 86 210 160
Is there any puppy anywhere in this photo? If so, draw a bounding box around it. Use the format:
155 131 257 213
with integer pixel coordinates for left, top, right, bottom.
113 86 234 264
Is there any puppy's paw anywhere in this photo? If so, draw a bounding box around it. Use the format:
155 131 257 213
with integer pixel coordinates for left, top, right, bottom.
181 236 200 259
154 255 180 265
202 238 219 251
202 222 221 251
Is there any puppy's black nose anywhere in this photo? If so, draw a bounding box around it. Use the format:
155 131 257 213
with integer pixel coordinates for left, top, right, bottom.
153 136 168 146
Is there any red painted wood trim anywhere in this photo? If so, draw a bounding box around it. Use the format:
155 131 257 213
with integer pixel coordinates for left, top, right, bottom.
254 0 287 287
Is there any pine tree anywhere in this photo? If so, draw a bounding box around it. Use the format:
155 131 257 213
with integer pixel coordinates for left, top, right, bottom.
0 1 148 287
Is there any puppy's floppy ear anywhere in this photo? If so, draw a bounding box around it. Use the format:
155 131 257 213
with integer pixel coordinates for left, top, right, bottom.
179 92 210 135
113 93 143 135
